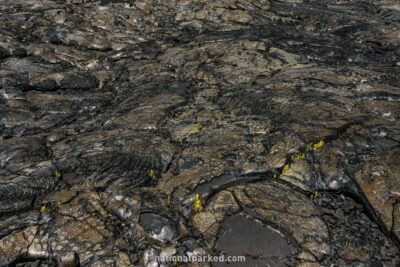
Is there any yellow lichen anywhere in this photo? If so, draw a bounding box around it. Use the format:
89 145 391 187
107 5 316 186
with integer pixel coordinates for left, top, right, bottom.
167 195 171 204
296 153 305 159
40 205 45 213
310 191 318 199
290 10 294 15
265 5 269 11
282 164 289 173
55 170 61 179
194 194 202 212
313 140 325 151
149 169 156 179
194 123 201 134
231 112 235 118
306 144 312 152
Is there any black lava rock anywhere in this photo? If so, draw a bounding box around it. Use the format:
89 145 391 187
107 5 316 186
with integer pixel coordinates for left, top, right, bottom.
101 0 128 5
60 74 98 90
12 48 27 57
36 79 58 91
0 46 9 59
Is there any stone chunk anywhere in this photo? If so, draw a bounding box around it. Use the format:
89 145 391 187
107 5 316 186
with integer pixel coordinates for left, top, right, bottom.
60 74 98 90
215 215 293 261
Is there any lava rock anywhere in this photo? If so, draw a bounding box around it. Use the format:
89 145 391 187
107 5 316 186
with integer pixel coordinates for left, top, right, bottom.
11 48 27 57
139 213 179 243
49 35 62 45
35 79 58 91
60 74 98 90
215 215 293 263
0 46 9 59
58 252 80 267
101 0 128 5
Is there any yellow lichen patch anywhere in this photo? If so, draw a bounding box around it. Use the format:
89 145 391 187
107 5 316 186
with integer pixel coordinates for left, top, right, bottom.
148 169 156 180
306 144 312 152
282 164 289 173
265 5 269 11
167 195 171 204
313 140 325 151
291 155 294 160
297 153 305 159
194 194 202 212
57 201 61 206
55 170 61 179
194 123 201 134
212 118 215 123
218 116 221 121
310 191 318 199
40 205 46 213
231 112 235 118
273 174 277 179
290 10 294 15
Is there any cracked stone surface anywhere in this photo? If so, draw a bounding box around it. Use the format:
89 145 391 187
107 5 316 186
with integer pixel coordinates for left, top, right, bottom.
1 0 400 266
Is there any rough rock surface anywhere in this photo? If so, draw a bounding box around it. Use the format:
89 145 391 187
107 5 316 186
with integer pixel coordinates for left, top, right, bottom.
0 0 400 266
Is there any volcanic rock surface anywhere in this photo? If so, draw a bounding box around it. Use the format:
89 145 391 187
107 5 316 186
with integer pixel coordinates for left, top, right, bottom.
0 0 400 266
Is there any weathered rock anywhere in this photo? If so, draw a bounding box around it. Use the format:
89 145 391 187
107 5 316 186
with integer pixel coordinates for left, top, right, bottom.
0 47 9 59
11 48 27 58
140 213 179 243
0 0 399 266
215 215 294 265
35 79 58 91
59 74 98 90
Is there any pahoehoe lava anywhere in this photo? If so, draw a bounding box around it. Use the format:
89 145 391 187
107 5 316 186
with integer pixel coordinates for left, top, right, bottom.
1 0 400 266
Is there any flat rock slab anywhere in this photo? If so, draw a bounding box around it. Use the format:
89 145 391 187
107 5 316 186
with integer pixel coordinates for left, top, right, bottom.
0 0 400 265
215 215 294 264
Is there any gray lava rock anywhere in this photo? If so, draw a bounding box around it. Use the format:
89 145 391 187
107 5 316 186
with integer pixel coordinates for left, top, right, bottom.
0 0 399 266
140 213 179 243
215 215 293 264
